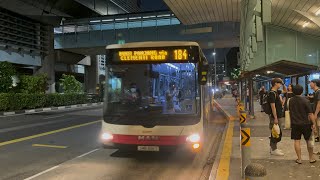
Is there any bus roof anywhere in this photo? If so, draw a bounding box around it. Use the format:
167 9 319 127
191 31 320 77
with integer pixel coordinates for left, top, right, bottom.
106 41 200 50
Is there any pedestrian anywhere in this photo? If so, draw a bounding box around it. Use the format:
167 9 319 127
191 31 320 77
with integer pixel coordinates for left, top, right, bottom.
282 84 295 129
309 79 320 143
246 88 249 110
259 86 266 112
283 84 294 108
289 84 317 164
268 78 285 156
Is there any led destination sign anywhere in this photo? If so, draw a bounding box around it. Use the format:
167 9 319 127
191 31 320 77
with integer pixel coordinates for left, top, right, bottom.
118 49 188 61
107 46 199 64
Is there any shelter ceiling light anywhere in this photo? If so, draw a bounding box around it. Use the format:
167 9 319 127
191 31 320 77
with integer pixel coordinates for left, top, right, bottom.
266 71 274 74
90 20 100 23
302 22 310 28
102 19 113 22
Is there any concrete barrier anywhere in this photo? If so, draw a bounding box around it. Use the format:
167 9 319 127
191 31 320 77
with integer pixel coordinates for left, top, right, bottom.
245 163 267 179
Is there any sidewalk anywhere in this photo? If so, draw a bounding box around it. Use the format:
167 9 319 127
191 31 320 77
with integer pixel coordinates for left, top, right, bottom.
216 96 320 180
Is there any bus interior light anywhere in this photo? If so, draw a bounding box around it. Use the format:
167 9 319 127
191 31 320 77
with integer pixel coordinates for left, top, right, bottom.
186 133 201 143
165 63 179 70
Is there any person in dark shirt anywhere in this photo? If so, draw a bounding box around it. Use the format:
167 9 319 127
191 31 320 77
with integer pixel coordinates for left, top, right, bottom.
310 79 320 143
259 86 266 112
283 84 294 111
289 84 317 164
268 78 285 156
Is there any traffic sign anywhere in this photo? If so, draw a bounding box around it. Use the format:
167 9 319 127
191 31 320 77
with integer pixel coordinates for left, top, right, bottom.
240 113 247 124
241 128 250 146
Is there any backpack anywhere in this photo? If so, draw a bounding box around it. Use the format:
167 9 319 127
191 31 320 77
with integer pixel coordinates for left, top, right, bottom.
262 91 276 115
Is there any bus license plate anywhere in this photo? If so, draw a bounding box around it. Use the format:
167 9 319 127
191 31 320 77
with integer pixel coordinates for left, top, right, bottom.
137 146 159 152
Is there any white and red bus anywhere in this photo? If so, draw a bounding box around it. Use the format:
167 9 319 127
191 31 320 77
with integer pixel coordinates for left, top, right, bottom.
100 41 212 153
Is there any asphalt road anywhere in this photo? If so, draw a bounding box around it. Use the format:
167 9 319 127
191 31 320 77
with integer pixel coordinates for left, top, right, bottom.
0 107 226 180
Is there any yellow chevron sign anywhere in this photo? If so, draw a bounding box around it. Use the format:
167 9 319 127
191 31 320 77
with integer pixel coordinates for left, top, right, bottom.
240 113 247 124
241 128 251 147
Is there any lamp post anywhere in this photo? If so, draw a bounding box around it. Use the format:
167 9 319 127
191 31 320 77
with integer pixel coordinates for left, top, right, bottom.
213 50 217 90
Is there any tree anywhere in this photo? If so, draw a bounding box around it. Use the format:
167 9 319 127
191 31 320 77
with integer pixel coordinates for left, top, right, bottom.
59 74 83 93
0 61 16 93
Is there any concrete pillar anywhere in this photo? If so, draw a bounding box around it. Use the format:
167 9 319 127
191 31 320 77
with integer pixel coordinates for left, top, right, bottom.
35 26 55 93
85 55 98 94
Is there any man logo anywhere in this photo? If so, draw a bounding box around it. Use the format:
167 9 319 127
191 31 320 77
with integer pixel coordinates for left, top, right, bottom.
138 136 159 141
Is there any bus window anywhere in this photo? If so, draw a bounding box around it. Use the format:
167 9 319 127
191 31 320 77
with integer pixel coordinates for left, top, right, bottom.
104 63 200 126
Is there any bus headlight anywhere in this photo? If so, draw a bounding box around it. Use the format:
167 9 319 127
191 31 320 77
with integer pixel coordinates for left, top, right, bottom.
101 132 113 141
186 133 201 143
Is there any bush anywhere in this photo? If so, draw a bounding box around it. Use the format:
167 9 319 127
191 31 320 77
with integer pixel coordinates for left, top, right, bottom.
0 61 16 93
19 74 48 94
45 93 87 107
60 74 83 93
0 93 91 111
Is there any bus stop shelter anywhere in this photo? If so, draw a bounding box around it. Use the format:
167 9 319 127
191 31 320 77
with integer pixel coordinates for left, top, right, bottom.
239 60 319 116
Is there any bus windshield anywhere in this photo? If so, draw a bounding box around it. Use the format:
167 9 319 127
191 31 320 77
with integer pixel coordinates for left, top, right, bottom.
104 63 200 126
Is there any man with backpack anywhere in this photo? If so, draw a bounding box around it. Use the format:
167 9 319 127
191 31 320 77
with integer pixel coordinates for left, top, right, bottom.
267 78 285 156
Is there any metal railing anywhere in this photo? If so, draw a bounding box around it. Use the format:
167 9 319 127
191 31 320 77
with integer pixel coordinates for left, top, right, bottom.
54 11 180 34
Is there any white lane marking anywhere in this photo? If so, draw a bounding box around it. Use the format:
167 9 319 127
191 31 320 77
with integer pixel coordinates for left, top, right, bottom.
43 115 64 120
76 148 99 158
24 165 59 180
23 148 100 180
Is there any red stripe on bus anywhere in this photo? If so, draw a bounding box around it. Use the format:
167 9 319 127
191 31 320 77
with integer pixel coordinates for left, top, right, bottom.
112 134 188 145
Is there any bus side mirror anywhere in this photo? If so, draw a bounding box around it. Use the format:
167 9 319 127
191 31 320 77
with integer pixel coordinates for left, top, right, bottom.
198 64 209 85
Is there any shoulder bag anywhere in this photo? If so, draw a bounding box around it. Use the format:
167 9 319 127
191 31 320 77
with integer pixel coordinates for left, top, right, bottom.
284 97 291 129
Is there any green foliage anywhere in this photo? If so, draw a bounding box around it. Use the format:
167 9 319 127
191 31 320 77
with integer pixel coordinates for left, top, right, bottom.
0 93 92 111
19 74 48 94
60 74 83 93
45 93 86 107
0 61 16 93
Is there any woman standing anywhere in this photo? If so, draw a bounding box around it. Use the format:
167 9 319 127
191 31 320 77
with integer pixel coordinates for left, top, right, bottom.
283 84 295 129
259 86 266 112
283 84 295 110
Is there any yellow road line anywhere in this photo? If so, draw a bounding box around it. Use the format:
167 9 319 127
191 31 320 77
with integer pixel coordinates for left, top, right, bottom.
0 120 101 147
216 120 234 180
32 144 67 149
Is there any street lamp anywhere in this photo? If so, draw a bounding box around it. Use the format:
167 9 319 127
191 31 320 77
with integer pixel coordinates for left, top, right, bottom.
213 49 217 91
